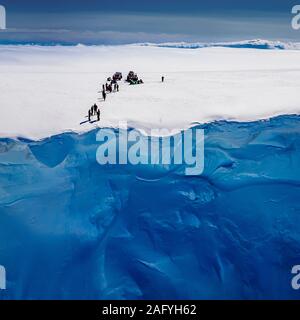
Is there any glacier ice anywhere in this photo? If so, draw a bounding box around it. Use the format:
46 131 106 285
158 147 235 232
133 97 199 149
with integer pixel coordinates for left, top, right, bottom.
140 39 300 50
0 115 300 300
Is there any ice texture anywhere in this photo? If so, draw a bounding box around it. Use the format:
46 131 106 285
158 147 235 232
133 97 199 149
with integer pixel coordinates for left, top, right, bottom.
0 115 300 300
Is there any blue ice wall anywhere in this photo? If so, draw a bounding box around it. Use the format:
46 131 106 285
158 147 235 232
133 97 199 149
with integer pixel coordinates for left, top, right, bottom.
0 115 300 300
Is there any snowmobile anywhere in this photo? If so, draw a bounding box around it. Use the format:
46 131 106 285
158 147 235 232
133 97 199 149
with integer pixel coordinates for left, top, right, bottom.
126 71 138 82
113 72 123 81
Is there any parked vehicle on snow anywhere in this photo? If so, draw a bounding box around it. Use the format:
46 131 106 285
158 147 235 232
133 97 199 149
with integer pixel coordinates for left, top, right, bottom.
126 71 139 82
113 72 123 81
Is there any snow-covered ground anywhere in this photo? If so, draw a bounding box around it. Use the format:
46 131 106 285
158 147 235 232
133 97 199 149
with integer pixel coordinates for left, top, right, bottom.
0 44 300 139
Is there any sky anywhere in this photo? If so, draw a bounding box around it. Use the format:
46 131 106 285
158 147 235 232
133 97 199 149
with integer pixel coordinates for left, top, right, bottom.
0 0 299 44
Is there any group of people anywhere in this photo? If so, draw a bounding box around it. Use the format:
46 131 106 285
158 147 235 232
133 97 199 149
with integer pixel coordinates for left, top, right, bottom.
88 103 100 122
87 73 164 124
101 77 121 102
103 81 119 95
87 76 122 123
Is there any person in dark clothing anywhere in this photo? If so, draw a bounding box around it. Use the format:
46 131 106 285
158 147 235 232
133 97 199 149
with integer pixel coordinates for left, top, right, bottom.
97 109 100 122
162 76 165 83
93 104 98 115
116 84 119 92
102 90 106 101
102 84 105 92
91 106 94 116
88 109 91 122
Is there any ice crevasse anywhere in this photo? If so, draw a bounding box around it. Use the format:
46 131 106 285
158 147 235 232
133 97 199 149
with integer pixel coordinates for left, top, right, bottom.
0 115 300 299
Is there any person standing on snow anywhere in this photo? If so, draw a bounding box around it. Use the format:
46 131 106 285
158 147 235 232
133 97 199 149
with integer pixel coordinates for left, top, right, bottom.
102 90 106 101
92 104 97 116
97 109 100 122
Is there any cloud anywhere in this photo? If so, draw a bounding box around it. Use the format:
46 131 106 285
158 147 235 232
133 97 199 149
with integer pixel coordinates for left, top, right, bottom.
0 12 298 44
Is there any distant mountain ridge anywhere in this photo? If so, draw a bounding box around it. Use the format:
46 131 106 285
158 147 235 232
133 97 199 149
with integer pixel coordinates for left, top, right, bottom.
1 39 300 49
140 39 300 50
